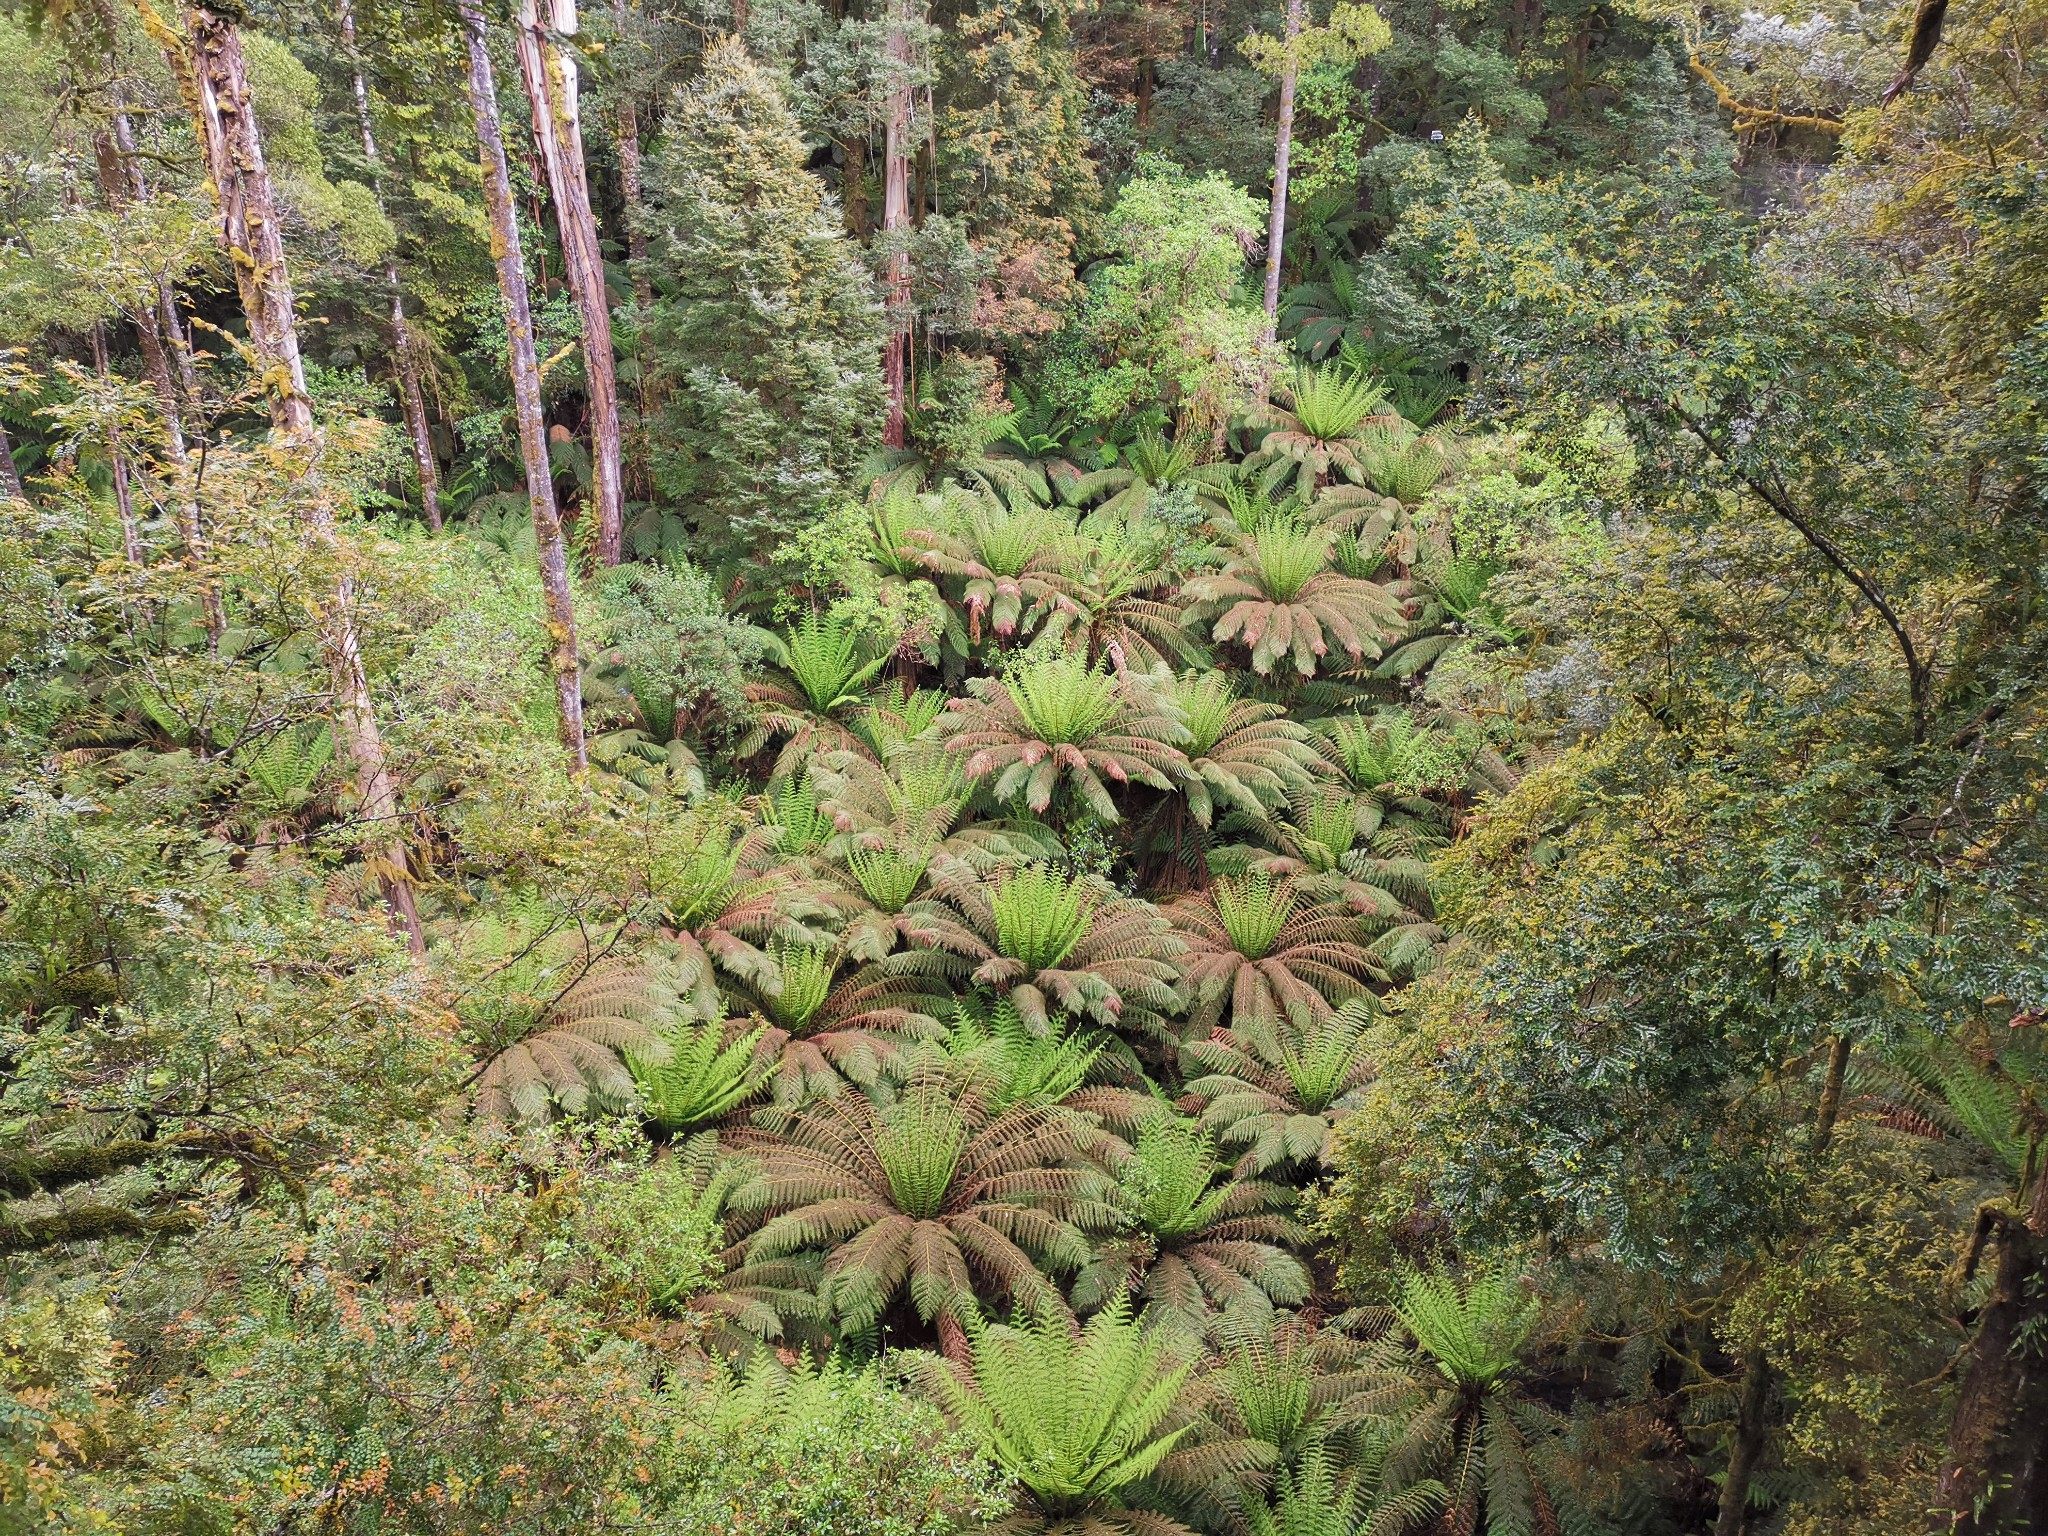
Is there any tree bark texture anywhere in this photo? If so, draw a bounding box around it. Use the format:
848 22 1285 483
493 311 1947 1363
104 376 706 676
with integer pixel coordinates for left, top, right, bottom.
92 118 228 642
514 0 625 566
338 0 443 530
0 418 22 502
1261 0 1303 335
610 0 654 317
1939 1175 2048 1534
609 0 655 495
89 322 144 564
881 0 913 449
176 3 426 952
1811 1033 1851 1157
1713 1342 1772 1536
461 0 590 772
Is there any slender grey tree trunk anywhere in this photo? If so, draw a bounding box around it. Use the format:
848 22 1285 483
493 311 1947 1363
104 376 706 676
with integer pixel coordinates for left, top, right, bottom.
0 418 23 503
1261 0 1303 337
610 0 653 318
514 0 624 566
609 0 654 497
338 0 443 531
176 3 426 952
96 61 224 643
461 0 589 772
89 322 144 564
881 0 913 449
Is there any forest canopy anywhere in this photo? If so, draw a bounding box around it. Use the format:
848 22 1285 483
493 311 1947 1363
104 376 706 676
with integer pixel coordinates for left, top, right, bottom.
0 0 2042 1532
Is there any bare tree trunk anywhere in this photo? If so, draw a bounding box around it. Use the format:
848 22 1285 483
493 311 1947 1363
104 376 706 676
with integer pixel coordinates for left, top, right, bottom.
610 0 653 318
94 92 224 643
0 418 22 503
1261 0 1303 337
513 0 624 567
1939 1176 2048 1534
1811 1033 1851 1157
338 0 442 531
176 2 426 952
89 322 144 564
609 0 654 498
1713 1339 1771 1536
461 0 589 772
881 0 913 450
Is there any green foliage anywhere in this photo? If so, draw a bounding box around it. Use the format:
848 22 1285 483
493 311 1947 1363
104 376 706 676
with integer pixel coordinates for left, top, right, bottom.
946 994 1102 1108
1047 158 1271 438
118 1131 727 1533
632 1017 768 1132
1214 871 1295 961
773 609 890 714
993 862 1093 971
660 1356 1009 1535
645 37 887 561
1396 1267 1538 1389
929 1296 1197 1520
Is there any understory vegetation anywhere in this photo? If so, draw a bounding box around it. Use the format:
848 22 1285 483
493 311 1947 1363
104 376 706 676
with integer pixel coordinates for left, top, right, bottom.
0 0 2043 1531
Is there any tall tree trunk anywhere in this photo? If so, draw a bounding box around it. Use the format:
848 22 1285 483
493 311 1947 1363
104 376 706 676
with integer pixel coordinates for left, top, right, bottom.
95 57 224 642
609 0 653 318
0 418 22 503
338 0 442 531
608 0 654 497
174 2 426 953
1261 0 1303 337
513 0 624 567
842 132 871 238
1713 1340 1772 1536
461 0 589 772
1136 55 1154 128
880 0 913 450
1939 1175 2048 1533
1811 1033 1851 1157
89 322 144 564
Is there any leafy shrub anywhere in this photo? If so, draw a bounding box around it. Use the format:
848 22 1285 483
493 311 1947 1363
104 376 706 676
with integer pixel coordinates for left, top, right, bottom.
658 1355 1009 1536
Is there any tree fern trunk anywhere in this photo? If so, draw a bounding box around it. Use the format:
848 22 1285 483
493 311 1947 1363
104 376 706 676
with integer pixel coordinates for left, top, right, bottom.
339 0 443 531
462 0 590 773
515 0 626 567
175 2 426 953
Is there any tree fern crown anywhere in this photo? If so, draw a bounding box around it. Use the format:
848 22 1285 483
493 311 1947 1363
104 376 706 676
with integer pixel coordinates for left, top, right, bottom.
1006 654 1125 746
1215 872 1297 961
992 863 1093 972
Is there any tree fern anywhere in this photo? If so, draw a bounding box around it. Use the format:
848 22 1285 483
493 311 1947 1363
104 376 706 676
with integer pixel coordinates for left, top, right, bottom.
774 609 889 714
946 994 1102 1110
765 940 836 1029
631 1018 768 1133
1284 364 1389 444
845 837 936 913
236 722 335 814
927 1295 1198 1521
1213 873 1295 961
875 1089 973 1220
993 864 1094 972
1396 1267 1539 1389
1007 654 1125 747
454 915 686 1125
